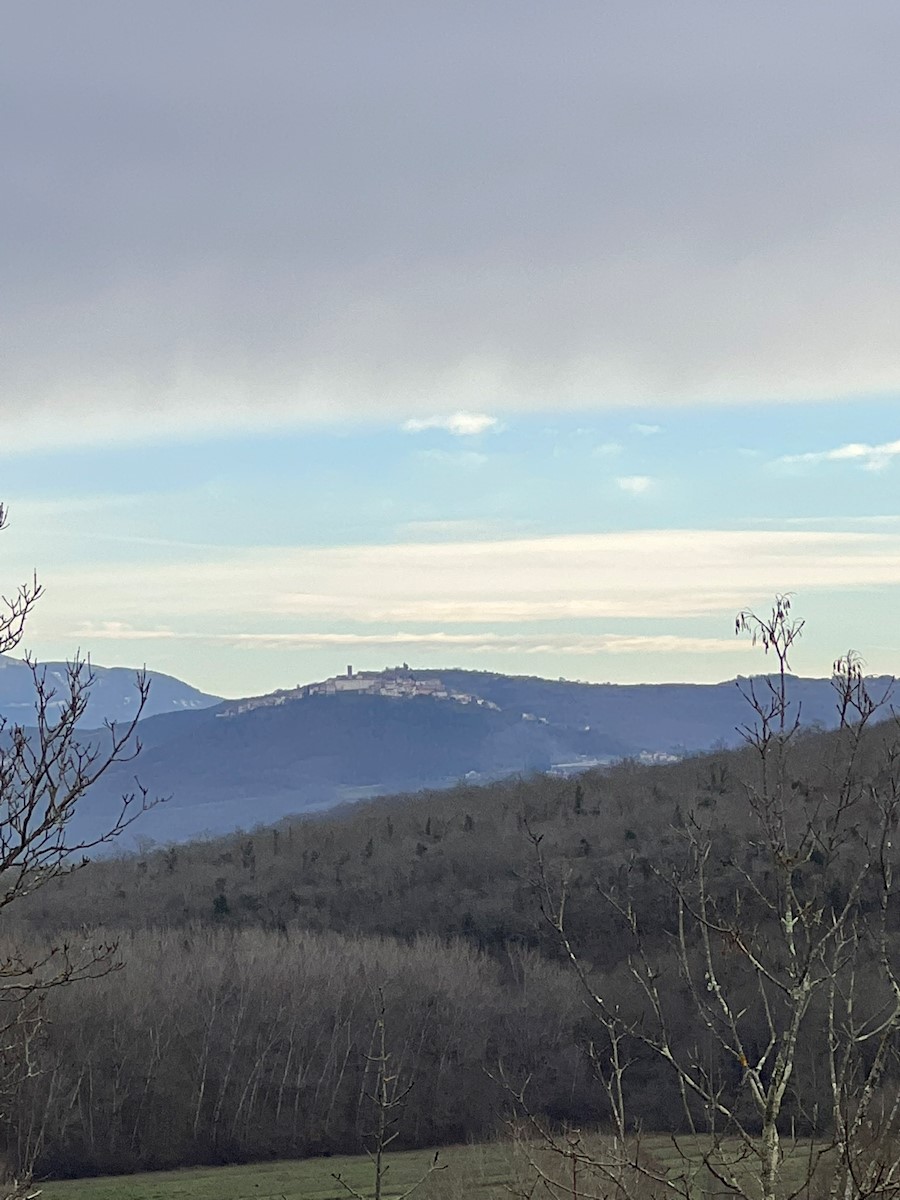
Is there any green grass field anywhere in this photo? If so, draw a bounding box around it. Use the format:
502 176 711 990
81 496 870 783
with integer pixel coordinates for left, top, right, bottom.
36 1134 829 1200
37 1141 516 1200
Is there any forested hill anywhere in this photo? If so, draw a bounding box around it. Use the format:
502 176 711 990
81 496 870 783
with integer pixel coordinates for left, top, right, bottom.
67 668 895 846
74 692 577 846
24 714 895 948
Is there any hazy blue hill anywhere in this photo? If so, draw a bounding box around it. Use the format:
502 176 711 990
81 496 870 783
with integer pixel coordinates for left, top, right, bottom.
74 692 563 845
0 654 221 726
437 669 896 753
65 667 895 848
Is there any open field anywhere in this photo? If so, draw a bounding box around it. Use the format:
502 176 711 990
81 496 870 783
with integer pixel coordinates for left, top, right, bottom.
38 1142 515 1200
37 1134 831 1200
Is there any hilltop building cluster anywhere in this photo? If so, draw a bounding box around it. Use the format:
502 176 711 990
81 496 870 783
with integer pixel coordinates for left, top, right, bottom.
303 664 446 698
221 666 500 717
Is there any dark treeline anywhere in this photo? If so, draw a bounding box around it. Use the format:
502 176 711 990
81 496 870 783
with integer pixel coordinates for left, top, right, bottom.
9 928 586 1177
5 715 899 1178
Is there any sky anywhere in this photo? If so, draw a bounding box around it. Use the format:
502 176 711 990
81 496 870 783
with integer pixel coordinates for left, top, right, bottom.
3 1 900 698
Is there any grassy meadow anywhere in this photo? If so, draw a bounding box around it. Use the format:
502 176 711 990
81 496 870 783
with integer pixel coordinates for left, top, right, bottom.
38 1142 515 1200
36 1134 831 1200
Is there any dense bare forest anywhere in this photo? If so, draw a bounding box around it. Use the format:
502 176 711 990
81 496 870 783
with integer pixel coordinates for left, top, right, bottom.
10 928 586 1176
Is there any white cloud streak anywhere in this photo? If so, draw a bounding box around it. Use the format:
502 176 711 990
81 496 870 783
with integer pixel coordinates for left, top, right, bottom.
71 623 747 657
778 439 900 472
25 529 900 640
402 412 500 436
616 476 654 495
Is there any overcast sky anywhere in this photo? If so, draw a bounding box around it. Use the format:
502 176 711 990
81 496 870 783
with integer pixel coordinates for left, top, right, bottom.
3 2 900 695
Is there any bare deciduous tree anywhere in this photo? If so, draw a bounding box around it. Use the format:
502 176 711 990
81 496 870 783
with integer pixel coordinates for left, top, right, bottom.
0 503 153 1197
522 598 900 1200
332 990 444 1200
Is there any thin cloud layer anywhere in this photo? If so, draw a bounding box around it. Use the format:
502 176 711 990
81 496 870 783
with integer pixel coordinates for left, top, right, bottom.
631 424 663 437
35 528 900 634
74 624 746 658
402 412 499 436
5 3 900 447
779 438 900 472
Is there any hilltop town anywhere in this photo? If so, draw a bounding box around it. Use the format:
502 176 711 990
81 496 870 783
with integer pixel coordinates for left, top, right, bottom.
220 665 501 717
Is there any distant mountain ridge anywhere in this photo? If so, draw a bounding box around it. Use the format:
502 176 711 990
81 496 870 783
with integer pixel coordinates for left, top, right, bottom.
0 654 221 727
68 663 895 849
436 668 898 755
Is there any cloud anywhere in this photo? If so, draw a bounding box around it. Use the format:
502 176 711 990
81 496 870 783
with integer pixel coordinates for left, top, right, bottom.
630 424 662 436
616 475 654 495
4 4 900 449
402 412 500 436
778 439 900 472
592 441 624 457
77 621 177 640
71 622 747 657
33 528 900 641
